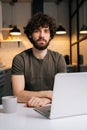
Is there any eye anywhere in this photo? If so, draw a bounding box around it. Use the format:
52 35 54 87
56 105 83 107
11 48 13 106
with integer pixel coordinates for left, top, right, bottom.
34 29 40 33
44 29 50 33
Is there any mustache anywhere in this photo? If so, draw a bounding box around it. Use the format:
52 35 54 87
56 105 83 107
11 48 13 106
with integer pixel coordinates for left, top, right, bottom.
37 38 47 42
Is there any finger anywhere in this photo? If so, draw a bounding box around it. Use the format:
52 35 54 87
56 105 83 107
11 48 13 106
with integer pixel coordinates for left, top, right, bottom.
38 98 51 107
30 97 41 107
28 97 36 104
28 97 40 107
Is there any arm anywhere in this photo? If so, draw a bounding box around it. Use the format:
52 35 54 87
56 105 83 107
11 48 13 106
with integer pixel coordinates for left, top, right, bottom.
11 54 52 107
12 75 53 105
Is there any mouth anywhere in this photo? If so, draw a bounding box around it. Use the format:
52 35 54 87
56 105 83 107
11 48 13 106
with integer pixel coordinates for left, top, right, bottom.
37 39 46 43
38 40 45 42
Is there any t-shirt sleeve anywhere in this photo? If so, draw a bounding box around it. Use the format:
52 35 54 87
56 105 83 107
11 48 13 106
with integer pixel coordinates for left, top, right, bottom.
57 54 67 73
11 54 24 75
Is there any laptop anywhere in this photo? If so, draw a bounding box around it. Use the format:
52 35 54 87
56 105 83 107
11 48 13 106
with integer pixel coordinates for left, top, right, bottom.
34 72 87 119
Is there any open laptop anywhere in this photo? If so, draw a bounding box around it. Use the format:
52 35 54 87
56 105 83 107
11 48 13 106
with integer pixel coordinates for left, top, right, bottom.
34 72 87 119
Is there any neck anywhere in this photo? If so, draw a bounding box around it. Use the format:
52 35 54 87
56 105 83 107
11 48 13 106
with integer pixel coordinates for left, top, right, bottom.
32 47 47 59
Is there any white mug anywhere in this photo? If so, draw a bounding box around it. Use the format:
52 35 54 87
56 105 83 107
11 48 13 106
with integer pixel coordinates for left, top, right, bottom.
2 96 17 113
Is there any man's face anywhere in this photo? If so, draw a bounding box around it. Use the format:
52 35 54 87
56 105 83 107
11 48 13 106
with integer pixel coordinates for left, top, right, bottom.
29 26 51 50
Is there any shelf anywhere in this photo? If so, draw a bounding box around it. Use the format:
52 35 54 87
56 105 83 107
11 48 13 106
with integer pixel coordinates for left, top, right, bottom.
0 39 21 47
1 28 21 47
2 28 12 31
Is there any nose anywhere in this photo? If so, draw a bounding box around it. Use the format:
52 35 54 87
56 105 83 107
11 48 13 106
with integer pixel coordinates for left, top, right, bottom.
39 30 44 37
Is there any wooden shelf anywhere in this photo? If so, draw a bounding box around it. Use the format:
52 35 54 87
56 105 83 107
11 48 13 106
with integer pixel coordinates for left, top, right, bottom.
0 39 21 47
2 28 12 31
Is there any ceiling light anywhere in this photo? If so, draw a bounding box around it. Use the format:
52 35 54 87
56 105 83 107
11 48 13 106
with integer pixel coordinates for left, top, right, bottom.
10 25 21 36
56 25 67 34
80 25 87 34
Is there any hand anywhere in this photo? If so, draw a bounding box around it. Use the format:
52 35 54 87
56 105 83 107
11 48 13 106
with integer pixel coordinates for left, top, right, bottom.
40 90 53 99
46 90 53 99
26 97 51 108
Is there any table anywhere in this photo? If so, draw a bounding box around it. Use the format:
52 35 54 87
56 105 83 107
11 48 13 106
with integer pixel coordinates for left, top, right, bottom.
0 103 87 130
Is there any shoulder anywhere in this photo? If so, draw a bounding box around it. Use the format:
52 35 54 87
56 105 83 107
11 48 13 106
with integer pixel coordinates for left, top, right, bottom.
47 50 66 73
12 48 32 66
13 48 32 60
48 50 66 73
48 49 66 65
48 49 63 59
12 48 32 73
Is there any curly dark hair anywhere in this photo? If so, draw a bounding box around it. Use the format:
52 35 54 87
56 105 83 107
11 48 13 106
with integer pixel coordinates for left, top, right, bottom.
24 12 57 40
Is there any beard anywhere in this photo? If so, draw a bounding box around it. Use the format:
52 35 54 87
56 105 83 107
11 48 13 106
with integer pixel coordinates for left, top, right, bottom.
30 37 50 50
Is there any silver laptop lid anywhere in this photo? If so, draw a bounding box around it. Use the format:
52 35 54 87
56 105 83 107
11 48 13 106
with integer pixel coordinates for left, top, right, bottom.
50 72 87 119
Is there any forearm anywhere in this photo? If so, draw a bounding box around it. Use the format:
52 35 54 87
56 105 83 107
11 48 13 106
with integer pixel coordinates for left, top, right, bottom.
12 75 53 103
15 90 53 103
39 90 53 99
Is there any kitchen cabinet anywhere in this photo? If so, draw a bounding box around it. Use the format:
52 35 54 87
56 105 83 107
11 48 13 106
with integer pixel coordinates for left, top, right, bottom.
0 68 13 104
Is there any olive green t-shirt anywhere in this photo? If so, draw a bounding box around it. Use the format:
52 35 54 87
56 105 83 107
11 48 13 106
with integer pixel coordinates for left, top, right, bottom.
11 48 66 91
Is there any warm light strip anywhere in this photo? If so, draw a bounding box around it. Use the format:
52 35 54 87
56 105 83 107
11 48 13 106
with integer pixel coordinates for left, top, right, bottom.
80 30 87 34
56 31 66 34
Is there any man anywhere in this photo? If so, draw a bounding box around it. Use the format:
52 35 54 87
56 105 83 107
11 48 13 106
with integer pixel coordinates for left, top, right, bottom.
11 12 66 107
